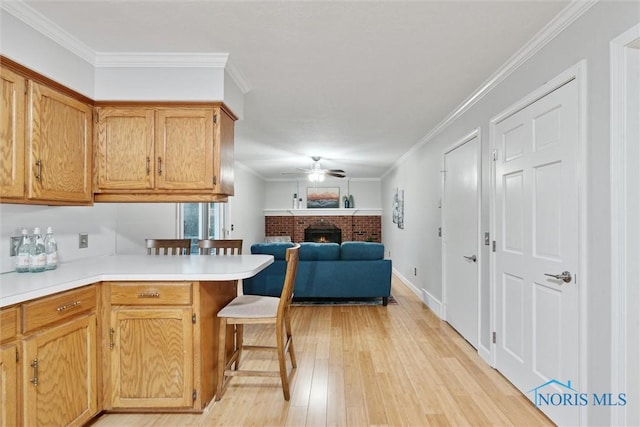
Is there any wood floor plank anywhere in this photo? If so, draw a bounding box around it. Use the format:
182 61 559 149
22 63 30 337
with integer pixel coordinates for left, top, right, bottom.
92 275 554 427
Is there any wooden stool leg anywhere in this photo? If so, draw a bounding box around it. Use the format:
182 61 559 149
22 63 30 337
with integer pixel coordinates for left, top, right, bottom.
215 317 228 401
285 309 296 368
235 324 243 370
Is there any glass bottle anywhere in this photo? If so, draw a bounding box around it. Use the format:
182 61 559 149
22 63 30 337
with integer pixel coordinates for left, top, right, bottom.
29 227 46 273
44 226 58 270
15 228 31 273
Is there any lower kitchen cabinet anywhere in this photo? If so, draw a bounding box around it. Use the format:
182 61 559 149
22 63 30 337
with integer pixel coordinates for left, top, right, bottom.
1 343 19 427
104 280 237 411
110 307 194 408
0 305 20 427
22 314 97 427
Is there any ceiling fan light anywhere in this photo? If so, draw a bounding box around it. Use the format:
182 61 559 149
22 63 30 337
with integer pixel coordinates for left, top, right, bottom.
308 171 325 182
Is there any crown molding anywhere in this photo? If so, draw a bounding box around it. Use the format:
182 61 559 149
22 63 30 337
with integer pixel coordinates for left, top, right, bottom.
224 59 252 94
384 0 599 178
1 1 249 87
1 0 95 64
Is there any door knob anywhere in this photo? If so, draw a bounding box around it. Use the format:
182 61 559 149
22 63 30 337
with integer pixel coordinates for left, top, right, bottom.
463 255 477 262
544 271 572 283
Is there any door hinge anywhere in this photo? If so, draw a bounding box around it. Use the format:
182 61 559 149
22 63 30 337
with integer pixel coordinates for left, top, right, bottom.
492 332 497 344
492 241 496 252
213 115 218 124
15 349 19 363
93 110 98 124
213 176 217 186
492 149 497 161
192 313 196 324
192 389 197 401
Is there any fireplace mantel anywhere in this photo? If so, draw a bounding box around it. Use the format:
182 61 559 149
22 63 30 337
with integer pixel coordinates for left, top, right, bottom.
264 208 382 217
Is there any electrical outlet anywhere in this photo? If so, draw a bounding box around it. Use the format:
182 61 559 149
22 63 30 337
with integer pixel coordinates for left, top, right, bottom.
10 236 21 256
79 233 89 249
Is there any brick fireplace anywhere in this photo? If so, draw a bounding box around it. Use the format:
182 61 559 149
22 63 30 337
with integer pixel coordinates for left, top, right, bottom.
265 214 381 243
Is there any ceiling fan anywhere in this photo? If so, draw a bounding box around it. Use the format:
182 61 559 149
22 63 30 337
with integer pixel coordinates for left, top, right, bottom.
282 156 346 181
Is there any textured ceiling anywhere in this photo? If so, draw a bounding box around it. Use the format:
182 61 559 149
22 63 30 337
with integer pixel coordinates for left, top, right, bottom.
20 0 570 179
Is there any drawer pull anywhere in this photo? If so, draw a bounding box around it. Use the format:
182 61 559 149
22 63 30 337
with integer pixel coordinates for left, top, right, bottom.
137 292 160 298
56 300 81 312
30 358 39 387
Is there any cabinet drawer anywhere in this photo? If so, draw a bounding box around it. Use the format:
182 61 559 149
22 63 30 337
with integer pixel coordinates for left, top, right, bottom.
23 285 96 334
110 282 192 306
0 306 19 342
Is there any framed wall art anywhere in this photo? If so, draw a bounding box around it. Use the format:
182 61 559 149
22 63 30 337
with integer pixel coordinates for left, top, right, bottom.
307 187 340 208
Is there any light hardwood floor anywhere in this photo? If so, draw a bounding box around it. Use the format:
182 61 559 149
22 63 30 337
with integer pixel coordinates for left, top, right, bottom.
92 276 553 426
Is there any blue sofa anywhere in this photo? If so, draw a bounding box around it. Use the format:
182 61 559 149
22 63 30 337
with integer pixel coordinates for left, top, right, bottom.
244 242 392 305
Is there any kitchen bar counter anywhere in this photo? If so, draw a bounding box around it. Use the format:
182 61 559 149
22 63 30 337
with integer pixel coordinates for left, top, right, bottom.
0 254 274 307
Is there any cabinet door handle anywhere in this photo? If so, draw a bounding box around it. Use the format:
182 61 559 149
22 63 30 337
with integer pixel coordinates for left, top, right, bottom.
137 292 160 298
157 157 162 176
146 157 151 175
56 300 81 312
109 327 115 350
35 159 42 182
30 358 39 387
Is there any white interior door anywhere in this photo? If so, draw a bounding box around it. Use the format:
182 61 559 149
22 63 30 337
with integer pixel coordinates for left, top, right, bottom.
611 25 640 427
443 132 479 348
493 74 581 426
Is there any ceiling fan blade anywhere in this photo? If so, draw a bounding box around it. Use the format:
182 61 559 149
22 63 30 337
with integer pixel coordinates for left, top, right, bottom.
326 169 345 174
326 171 346 178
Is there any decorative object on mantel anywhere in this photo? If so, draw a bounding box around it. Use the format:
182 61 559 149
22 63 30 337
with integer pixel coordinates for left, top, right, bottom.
307 187 340 208
393 188 404 229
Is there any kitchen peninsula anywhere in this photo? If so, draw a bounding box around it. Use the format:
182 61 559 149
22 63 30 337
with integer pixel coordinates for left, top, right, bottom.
0 254 274 426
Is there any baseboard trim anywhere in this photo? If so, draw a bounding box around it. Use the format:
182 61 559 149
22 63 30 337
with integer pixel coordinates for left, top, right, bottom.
393 268 443 319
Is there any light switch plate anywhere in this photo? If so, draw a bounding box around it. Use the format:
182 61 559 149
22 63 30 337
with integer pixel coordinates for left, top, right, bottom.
79 233 89 249
10 236 21 256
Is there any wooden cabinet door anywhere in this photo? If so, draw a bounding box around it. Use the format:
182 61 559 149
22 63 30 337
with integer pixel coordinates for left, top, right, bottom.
28 82 92 203
110 307 194 408
0 68 25 200
23 314 97 427
96 107 155 191
155 108 214 190
0 343 19 427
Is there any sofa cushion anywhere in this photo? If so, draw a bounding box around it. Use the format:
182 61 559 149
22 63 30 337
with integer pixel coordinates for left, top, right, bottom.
251 242 294 260
340 241 384 260
299 242 340 260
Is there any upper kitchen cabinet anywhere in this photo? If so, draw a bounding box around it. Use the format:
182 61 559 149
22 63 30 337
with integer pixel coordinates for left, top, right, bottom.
28 82 93 204
94 104 235 202
0 57 94 205
0 67 26 200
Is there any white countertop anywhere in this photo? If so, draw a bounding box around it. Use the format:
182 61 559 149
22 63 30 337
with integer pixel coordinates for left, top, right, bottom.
0 254 274 308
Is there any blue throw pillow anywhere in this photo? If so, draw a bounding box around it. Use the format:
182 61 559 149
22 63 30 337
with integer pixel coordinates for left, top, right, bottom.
340 241 384 260
299 242 340 260
251 242 294 260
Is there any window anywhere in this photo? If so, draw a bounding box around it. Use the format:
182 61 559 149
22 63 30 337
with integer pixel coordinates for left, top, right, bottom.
180 203 226 254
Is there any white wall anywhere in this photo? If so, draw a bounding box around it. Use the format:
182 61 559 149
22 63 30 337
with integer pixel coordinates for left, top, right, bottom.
94 67 225 101
0 203 117 273
264 178 381 210
114 203 180 254
0 10 95 97
227 163 266 249
381 2 639 425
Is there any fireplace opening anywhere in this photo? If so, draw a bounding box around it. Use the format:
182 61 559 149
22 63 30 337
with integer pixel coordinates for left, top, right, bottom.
304 220 342 244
